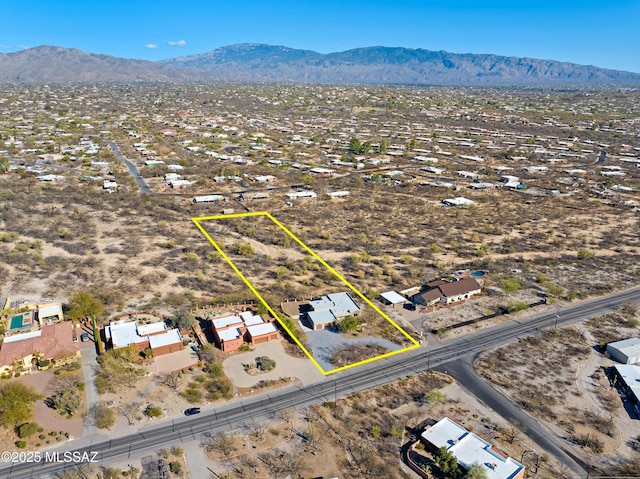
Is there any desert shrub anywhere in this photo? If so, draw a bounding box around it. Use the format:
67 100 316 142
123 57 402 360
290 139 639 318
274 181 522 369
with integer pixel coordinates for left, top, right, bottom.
338 315 360 333
235 243 255 256
95 404 116 429
499 277 521 294
145 405 163 417
18 422 39 438
577 248 595 260
507 301 529 313
258 356 276 371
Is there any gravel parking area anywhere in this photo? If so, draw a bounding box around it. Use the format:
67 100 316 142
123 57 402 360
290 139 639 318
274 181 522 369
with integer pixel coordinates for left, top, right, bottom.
305 328 404 371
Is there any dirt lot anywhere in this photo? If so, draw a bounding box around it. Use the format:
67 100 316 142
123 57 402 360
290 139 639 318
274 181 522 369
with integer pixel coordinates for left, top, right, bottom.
475 318 640 474
196 370 570 478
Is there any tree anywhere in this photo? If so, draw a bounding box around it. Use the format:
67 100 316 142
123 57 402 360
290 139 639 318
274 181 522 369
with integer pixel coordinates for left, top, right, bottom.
465 462 488 479
338 315 360 333
159 372 182 390
67 290 104 321
0 156 9 174
546 282 564 297
169 310 196 330
18 422 39 438
379 140 388 154
204 431 235 457
434 446 462 478
247 422 267 442
120 401 142 426
499 277 521 295
301 174 316 186
0 382 41 428
424 390 447 407
94 404 116 430
349 138 362 154
503 425 522 444
51 390 84 416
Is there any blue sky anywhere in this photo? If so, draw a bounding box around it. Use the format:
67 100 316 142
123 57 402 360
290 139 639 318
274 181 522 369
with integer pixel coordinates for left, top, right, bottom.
1 0 638 72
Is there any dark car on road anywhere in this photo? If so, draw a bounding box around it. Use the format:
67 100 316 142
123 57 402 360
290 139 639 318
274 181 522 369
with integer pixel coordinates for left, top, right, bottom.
184 407 201 416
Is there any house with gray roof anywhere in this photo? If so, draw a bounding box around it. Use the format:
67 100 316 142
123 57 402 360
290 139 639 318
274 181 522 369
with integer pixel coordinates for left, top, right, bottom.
304 292 360 330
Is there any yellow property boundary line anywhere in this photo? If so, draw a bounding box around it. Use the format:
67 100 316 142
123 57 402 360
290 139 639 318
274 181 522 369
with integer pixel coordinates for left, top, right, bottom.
192 211 419 375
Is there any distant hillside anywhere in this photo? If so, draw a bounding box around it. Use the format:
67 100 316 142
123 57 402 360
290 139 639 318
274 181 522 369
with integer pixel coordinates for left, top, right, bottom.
0 46 191 83
160 43 640 85
2 44 640 85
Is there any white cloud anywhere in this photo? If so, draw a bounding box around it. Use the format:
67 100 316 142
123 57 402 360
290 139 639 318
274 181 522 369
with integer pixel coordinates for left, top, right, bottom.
145 44 159 49
168 40 187 47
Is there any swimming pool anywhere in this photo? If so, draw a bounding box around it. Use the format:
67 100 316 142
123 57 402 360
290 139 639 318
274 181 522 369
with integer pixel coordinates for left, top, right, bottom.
470 270 486 277
10 315 23 329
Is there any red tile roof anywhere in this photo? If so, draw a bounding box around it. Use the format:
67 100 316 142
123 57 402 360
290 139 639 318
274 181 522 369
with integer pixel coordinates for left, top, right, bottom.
0 322 80 367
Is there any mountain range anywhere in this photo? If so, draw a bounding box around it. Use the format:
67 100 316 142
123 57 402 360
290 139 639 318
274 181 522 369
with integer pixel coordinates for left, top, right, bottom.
1 43 639 85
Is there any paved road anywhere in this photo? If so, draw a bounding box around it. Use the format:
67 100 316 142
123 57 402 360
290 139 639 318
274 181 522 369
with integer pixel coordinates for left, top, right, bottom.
109 141 151 194
3 286 640 479
437 356 588 478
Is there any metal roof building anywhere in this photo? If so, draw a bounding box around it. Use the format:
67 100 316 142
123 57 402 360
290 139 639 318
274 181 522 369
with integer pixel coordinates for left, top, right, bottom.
607 337 640 364
613 364 640 416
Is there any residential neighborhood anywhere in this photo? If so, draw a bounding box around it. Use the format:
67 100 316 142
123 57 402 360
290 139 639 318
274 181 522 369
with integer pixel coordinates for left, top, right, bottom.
0 82 639 479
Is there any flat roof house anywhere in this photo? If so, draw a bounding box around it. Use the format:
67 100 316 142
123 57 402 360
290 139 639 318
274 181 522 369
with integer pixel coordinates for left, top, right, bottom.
211 311 279 352
442 197 475 207
285 190 317 200
104 319 183 356
305 292 360 330
422 417 525 479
